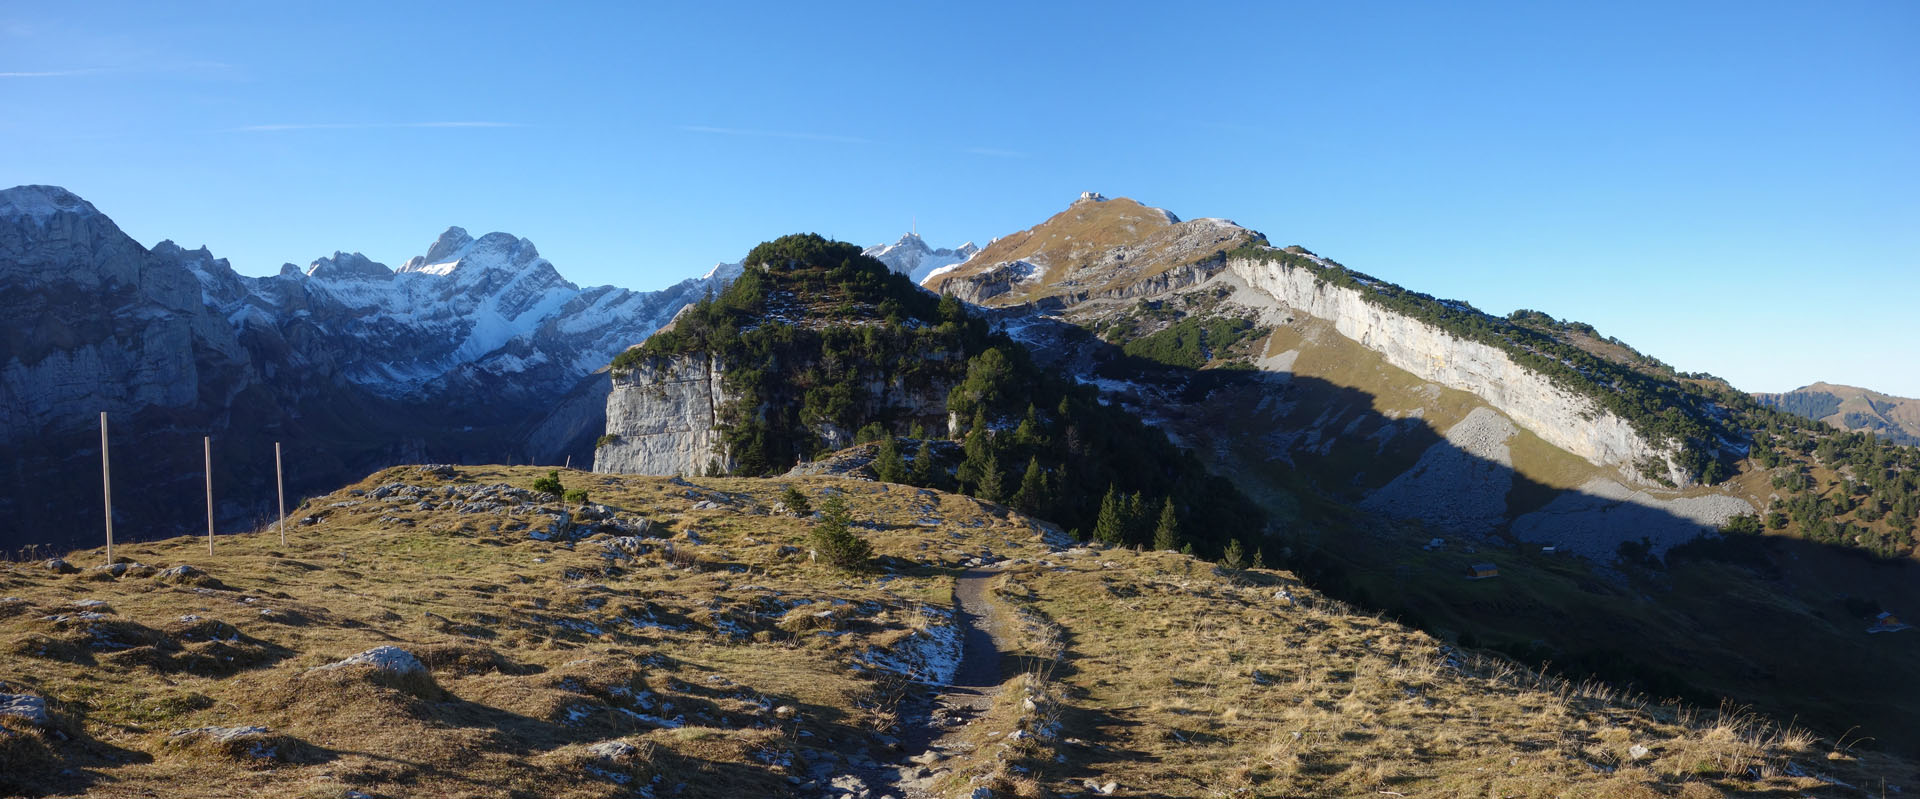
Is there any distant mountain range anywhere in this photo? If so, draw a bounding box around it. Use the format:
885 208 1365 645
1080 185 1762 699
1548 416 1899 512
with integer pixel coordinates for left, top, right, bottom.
1755 382 1920 446
7 184 1919 753
0 185 971 552
592 191 1920 752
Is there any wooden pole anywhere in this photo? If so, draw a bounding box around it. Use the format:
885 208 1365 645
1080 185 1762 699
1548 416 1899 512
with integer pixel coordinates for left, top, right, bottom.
565 455 571 470
204 436 214 556
100 412 114 565
275 442 286 548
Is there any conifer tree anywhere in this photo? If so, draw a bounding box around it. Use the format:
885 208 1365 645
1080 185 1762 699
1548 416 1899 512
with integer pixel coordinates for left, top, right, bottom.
1012 457 1048 516
910 437 936 486
1251 547 1267 570
977 451 1005 503
809 494 872 570
1126 492 1150 547
958 425 996 492
781 486 812 516
1014 403 1045 450
1094 485 1127 545
1222 538 1248 570
874 433 907 483
1152 497 1182 551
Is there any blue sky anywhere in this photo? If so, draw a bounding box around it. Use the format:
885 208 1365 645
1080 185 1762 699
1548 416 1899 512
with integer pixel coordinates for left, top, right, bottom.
4 1 1916 395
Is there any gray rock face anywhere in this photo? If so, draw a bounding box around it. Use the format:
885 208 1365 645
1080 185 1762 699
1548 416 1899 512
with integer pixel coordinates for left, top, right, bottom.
593 344 957 478
1229 254 1686 485
594 354 731 476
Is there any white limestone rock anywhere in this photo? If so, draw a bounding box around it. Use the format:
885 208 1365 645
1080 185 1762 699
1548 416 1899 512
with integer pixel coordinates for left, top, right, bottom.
1229 254 1687 485
594 353 732 477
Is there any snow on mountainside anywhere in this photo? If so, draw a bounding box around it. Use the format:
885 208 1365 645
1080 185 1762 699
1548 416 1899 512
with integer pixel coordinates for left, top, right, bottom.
863 232 978 284
184 226 733 398
0 183 733 550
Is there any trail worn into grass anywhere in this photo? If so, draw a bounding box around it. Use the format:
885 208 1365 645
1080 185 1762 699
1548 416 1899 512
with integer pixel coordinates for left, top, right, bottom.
873 567 1011 799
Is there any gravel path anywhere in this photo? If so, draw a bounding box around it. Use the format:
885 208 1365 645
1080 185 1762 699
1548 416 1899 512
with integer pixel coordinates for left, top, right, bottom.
842 569 1010 799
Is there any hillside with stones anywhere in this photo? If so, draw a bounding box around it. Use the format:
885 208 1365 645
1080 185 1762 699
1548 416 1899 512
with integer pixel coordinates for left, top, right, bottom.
2 464 1905 798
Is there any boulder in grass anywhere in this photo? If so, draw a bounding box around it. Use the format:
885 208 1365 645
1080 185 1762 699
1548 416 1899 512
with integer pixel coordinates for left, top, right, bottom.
319 646 426 676
0 694 49 728
155 564 200 582
164 725 306 765
587 740 639 763
39 559 76 575
154 564 227 589
84 561 154 581
309 646 439 697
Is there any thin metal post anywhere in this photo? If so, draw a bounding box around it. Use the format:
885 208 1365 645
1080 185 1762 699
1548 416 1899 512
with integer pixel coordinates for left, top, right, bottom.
101 412 114 564
275 442 286 548
565 455 571 470
204 436 214 556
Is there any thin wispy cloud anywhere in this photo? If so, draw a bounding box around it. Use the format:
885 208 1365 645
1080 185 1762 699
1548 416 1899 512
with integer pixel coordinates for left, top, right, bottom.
234 121 526 132
0 68 109 77
679 125 874 145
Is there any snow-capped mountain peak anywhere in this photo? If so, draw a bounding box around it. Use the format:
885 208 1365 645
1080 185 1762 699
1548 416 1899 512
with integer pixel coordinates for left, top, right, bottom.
402 226 476 272
0 184 99 225
701 260 744 283
863 231 979 285
307 251 393 281
398 227 551 278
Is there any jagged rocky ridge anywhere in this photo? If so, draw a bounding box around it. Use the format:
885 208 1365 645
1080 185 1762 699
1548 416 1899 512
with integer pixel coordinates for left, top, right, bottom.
861 232 978 285
0 185 726 550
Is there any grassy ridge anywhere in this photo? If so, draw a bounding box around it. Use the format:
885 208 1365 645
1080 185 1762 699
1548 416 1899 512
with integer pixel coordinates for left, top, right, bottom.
4 465 1902 797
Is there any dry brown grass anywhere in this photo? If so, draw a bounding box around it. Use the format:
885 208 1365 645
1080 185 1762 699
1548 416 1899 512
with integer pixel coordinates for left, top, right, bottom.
995 547 1903 797
1 465 1907 797
0 466 1052 798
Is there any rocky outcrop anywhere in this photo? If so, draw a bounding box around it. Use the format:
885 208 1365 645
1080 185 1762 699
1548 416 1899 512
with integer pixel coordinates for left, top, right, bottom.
594 354 731 477
594 349 958 478
1228 255 1683 485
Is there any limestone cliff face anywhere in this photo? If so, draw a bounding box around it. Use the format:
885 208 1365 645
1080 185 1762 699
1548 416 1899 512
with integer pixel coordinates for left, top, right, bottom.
594 355 731 477
1228 256 1684 485
593 348 958 478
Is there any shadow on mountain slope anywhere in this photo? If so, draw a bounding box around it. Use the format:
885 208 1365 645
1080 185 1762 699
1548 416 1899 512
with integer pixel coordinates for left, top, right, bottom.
1043 326 1920 756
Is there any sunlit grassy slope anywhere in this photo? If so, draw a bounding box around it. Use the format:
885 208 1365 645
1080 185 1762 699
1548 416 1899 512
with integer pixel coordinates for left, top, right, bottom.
1 466 1907 798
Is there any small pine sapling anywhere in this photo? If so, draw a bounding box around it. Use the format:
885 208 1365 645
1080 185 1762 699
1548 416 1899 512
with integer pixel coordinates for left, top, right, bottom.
781 486 812 516
808 494 872 570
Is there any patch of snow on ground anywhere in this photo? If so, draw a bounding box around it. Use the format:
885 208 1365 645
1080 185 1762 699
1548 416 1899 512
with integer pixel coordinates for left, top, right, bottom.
860 607 963 685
